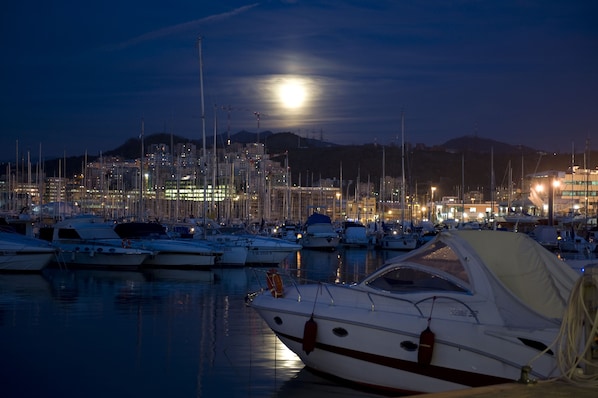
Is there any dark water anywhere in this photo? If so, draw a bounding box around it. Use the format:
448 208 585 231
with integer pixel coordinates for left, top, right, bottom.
0 247 399 398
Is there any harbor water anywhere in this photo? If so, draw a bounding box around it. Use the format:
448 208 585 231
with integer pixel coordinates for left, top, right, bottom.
0 247 398 398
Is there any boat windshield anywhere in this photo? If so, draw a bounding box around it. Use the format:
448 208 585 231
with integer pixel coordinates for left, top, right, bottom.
365 239 471 293
401 240 470 285
365 266 469 293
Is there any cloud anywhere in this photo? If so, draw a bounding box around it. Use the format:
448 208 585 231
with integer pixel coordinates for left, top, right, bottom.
106 3 260 51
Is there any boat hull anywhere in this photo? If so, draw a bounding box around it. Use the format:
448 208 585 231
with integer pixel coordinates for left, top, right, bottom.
216 245 247 266
245 248 296 265
55 247 150 268
250 284 561 394
0 251 55 271
300 235 340 250
379 235 418 250
142 252 215 268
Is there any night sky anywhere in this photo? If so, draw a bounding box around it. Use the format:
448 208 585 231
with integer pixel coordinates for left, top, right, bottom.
2 1 597 162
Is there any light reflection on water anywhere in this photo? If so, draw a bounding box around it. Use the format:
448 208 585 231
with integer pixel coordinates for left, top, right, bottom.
0 247 394 398
281 246 397 284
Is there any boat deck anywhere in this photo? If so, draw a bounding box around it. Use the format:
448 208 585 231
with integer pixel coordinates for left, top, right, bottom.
413 380 596 398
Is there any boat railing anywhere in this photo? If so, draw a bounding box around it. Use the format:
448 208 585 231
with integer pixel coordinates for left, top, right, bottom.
415 295 480 324
248 268 480 323
311 282 426 317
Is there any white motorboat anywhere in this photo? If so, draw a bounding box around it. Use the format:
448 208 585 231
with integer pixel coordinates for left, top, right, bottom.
248 230 580 394
114 222 221 269
299 213 340 250
0 227 56 272
47 216 153 268
168 223 247 267
339 221 369 247
204 227 301 265
274 222 301 243
379 229 419 250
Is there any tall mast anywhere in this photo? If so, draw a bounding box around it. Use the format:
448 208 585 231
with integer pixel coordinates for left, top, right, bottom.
381 145 385 222
490 146 495 223
139 119 144 220
212 104 218 219
401 110 406 227
198 36 207 234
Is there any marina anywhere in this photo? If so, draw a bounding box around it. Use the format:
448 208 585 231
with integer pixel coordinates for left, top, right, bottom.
2 2 597 397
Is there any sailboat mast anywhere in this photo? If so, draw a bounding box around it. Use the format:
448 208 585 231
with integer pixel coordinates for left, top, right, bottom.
212 104 217 219
198 36 207 234
139 119 144 220
401 111 406 227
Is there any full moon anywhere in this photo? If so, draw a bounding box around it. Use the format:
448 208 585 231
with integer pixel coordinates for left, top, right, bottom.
278 79 307 109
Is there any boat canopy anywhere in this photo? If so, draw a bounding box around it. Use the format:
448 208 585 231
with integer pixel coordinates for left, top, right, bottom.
114 222 168 239
364 230 579 327
305 213 331 225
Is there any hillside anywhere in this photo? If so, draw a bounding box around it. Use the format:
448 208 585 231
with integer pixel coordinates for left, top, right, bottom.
32 131 579 201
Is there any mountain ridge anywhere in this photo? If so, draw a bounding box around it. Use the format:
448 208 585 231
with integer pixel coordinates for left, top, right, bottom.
6 131 578 201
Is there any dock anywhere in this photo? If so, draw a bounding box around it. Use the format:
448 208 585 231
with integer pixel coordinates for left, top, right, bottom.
416 380 596 398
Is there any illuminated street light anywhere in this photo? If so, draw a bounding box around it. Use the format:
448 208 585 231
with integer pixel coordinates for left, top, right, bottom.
548 178 560 225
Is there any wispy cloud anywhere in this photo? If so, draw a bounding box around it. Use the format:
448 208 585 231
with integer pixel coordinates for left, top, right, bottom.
106 3 260 51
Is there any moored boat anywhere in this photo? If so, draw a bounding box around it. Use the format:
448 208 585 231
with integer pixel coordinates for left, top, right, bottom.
248 230 580 394
204 227 301 266
0 226 56 272
114 222 221 269
339 221 369 247
299 213 340 250
379 229 419 250
45 216 153 269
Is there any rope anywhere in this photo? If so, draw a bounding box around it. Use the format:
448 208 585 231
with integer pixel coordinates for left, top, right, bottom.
527 271 598 387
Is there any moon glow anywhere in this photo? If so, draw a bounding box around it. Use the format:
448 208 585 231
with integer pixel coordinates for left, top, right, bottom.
278 79 307 109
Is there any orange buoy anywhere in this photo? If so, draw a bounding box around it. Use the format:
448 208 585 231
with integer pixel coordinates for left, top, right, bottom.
418 326 435 365
302 315 318 355
266 269 284 298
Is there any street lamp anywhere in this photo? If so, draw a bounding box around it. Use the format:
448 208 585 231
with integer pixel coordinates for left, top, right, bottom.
335 192 341 221
548 178 560 225
535 184 544 216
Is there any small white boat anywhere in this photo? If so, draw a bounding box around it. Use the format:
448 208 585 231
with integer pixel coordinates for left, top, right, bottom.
379 229 419 250
167 223 248 267
248 230 579 394
0 227 56 272
48 216 153 268
114 222 221 269
205 227 301 265
277 223 301 243
340 221 369 247
300 213 340 250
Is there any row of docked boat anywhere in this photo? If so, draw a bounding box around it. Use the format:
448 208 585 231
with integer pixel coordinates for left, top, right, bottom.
0 215 303 272
275 212 431 251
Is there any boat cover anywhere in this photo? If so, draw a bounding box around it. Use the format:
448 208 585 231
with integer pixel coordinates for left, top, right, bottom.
454 230 579 319
305 213 331 225
399 230 579 327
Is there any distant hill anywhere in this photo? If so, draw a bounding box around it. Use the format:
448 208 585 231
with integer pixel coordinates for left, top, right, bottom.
21 130 581 202
101 130 337 159
442 136 537 155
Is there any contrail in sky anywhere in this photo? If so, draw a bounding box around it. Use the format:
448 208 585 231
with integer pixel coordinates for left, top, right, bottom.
107 3 260 51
